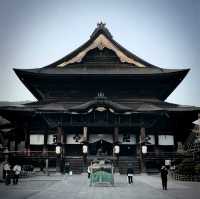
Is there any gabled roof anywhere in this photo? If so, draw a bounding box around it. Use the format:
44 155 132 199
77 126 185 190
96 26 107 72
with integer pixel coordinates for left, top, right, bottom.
14 23 189 76
43 22 157 69
13 23 190 101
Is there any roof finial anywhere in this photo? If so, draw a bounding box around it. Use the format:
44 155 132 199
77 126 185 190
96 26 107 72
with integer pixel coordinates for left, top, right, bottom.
90 21 113 39
97 21 106 28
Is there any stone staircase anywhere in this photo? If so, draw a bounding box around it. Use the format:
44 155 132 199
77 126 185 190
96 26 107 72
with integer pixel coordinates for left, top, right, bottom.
65 156 84 174
65 156 141 174
118 157 140 174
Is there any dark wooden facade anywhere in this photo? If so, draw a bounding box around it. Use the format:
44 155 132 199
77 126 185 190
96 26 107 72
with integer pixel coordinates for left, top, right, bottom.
0 23 199 173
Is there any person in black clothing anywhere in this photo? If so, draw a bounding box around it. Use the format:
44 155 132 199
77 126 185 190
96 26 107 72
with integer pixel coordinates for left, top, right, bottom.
160 166 168 190
127 167 134 184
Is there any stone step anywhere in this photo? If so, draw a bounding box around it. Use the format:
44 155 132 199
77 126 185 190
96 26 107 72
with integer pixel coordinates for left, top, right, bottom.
65 157 141 174
118 159 141 174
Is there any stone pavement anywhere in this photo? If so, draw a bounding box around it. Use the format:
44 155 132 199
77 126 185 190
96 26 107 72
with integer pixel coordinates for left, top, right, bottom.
0 173 199 199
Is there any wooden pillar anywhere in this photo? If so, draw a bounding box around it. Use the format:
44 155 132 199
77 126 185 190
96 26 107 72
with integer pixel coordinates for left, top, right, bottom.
14 130 18 152
113 127 119 168
43 133 48 156
136 133 141 157
24 123 30 156
56 126 64 173
114 127 119 143
83 127 88 142
82 127 88 165
14 141 18 152
140 127 146 173
154 134 159 155
140 127 146 143
56 126 62 144
62 131 66 156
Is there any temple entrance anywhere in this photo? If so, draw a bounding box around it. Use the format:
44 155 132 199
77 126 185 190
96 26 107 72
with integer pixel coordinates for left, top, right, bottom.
89 139 113 156
88 127 113 156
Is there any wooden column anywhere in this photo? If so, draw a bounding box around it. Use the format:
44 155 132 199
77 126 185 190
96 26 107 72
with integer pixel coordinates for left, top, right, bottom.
56 126 63 173
43 132 48 156
140 127 146 143
56 126 64 155
62 130 66 156
82 127 88 165
14 140 18 152
113 127 119 168
83 127 88 142
140 127 146 173
24 122 30 156
154 134 159 155
136 133 141 157
56 126 62 144
14 128 18 153
114 127 119 143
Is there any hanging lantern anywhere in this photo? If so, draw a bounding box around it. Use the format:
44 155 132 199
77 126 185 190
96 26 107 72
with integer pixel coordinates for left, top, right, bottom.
114 145 120 154
82 145 88 154
142 145 147 154
56 145 61 154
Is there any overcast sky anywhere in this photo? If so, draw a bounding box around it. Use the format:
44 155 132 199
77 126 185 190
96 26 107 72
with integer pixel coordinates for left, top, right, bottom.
0 0 199 106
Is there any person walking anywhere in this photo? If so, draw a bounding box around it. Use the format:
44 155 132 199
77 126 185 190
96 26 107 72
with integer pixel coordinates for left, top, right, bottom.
87 165 91 179
13 164 21 185
127 167 134 184
3 162 11 185
161 166 168 190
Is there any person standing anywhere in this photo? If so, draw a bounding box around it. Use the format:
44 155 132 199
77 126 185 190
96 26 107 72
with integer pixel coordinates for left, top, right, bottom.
161 166 168 190
127 167 134 184
13 164 21 185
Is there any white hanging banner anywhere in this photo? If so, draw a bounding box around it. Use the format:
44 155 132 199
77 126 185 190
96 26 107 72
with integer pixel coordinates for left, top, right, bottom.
47 134 57 145
66 134 83 144
148 135 155 145
30 134 44 145
158 135 174 145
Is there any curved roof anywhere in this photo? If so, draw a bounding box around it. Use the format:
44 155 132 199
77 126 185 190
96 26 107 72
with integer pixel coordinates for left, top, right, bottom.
0 98 199 116
14 66 189 76
14 23 187 75
68 96 132 113
41 22 158 69
13 23 190 101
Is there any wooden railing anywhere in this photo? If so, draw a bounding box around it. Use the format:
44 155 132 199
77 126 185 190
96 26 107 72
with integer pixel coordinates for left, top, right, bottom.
143 152 186 160
174 173 200 182
187 143 200 152
0 150 57 157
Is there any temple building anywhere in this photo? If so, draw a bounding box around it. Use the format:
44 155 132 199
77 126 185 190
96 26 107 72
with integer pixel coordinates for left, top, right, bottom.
0 23 199 173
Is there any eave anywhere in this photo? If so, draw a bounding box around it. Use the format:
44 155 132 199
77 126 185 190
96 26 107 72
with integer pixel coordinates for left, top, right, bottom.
14 68 189 101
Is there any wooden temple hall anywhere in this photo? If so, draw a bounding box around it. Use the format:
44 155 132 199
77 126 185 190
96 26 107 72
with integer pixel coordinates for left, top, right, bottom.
0 23 199 173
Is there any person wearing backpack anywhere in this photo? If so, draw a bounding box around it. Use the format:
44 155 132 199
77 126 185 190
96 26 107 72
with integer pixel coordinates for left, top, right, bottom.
13 164 21 185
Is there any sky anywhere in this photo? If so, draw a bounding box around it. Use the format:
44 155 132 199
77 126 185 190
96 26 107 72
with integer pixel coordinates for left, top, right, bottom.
0 0 199 106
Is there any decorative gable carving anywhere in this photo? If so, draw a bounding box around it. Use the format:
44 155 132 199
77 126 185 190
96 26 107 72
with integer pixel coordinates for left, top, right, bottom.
57 34 146 67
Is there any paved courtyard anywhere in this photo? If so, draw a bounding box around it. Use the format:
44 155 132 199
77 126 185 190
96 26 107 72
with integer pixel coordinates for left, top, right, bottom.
0 173 199 199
